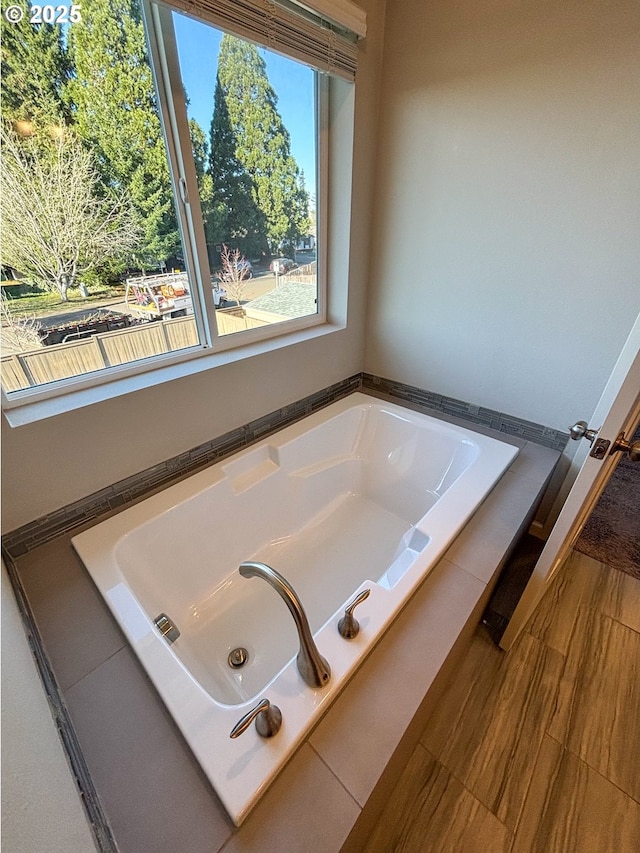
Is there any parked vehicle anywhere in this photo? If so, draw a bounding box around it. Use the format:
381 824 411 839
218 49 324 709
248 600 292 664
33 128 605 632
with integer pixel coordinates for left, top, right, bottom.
236 260 253 276
213 283 227 307
125 272 192 320
39 312 137 346
125 272 227 319
269 257 297 274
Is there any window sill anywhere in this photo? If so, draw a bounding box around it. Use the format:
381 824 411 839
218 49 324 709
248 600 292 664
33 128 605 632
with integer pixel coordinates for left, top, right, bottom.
2 318 342 427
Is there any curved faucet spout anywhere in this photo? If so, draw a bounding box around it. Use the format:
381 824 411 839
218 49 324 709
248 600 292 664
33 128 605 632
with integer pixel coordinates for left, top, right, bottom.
239 561 331 689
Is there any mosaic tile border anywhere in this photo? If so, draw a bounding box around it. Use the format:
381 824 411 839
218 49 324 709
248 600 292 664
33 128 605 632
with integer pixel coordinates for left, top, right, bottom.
362 374 569 453
2 372 568 557
2 374 361 557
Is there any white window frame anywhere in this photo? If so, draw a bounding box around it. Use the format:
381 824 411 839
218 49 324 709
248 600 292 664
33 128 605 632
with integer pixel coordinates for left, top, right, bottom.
1 0 354 426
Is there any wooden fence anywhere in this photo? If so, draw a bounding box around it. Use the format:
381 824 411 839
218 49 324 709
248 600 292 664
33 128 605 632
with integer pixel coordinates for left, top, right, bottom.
1 309 269 392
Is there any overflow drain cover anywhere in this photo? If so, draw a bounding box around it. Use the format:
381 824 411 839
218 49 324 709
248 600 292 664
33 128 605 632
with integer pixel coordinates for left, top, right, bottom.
228 647 249 668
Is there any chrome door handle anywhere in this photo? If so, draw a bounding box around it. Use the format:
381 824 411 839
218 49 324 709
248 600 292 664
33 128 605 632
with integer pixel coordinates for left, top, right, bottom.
569 420 598 444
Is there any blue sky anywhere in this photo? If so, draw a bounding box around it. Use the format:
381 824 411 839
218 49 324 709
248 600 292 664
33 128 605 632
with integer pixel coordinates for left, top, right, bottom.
43 2 316 187
172 11 317 186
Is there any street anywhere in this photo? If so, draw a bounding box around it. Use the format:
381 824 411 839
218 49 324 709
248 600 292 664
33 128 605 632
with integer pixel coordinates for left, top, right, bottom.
25 247 316 328
32 270 281 328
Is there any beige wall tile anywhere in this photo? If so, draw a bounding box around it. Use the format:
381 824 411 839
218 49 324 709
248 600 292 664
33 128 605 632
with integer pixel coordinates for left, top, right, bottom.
222 745 361 853
17 535 126 691
65 648 233 852
444 502 517 584
310 559 485 807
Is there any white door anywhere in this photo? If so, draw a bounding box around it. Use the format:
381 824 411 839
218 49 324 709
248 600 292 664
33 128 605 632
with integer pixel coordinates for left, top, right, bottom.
500 314 640 650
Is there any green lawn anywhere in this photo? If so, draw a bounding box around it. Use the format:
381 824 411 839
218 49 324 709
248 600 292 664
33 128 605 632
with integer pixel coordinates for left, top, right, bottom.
1 285 124 318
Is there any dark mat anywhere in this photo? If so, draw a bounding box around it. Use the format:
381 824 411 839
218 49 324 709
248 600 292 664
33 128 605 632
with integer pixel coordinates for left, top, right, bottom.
574 423 640 579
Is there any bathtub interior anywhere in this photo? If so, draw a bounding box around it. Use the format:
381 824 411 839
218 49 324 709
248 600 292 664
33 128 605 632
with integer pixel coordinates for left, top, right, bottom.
72 394 521 825
112 404 481 705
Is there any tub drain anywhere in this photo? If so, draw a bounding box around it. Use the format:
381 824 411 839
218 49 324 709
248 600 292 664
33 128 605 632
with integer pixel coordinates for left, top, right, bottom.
228 647 249 668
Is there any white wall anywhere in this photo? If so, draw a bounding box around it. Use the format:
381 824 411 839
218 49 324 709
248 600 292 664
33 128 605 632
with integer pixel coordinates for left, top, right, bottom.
1 563 97 852
1 0 387 534
5 0 639 534
364 0 640 431
2 336 354 531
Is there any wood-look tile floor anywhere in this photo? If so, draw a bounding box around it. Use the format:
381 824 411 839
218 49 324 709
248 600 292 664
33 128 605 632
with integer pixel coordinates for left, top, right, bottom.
364 550 640 852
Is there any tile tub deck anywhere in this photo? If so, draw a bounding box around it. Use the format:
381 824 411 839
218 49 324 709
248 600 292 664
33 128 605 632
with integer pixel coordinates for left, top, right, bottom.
6 398 560 852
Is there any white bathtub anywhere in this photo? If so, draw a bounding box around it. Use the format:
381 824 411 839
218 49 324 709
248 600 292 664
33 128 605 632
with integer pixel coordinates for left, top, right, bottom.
72 392 518 824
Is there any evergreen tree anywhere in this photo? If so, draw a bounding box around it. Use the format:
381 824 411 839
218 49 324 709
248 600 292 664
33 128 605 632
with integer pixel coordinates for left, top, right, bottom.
214 35 309 257
208 74 267 260
189 118 209 189
188 117 214 249
0 0 70 129
66 0 179 269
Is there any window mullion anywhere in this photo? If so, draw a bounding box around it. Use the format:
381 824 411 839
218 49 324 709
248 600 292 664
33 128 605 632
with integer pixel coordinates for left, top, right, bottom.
141 0 219 346
316 72 328 322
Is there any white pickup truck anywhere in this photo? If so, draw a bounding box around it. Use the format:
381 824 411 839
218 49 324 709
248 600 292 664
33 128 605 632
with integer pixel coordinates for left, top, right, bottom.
125 272 226 319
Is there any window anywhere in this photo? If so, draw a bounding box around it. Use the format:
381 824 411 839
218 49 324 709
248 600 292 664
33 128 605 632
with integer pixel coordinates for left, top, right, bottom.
169 7 319 338
0 0 364 417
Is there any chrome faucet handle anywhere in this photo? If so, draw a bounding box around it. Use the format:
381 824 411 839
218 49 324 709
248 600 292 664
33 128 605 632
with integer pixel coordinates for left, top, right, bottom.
338 589 371 639
230 698 282 739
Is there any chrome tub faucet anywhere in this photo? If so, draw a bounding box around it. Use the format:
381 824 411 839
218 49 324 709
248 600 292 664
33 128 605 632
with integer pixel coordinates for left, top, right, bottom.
239 561 331 689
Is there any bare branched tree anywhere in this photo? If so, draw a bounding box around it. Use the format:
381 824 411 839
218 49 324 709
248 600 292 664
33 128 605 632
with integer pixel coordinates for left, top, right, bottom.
0 291 43 354
0 127 141 301
217 244 252 326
